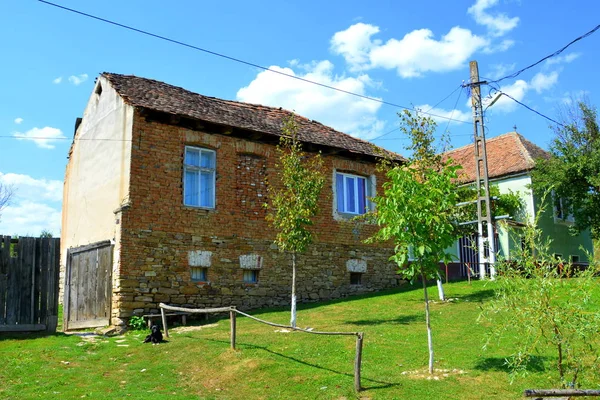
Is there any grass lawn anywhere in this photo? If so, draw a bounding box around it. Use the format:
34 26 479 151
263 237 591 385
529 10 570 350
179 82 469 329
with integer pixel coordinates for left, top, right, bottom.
1 280 598 399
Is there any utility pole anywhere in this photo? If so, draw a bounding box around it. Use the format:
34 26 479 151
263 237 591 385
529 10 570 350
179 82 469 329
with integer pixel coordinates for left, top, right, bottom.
468 60 496 279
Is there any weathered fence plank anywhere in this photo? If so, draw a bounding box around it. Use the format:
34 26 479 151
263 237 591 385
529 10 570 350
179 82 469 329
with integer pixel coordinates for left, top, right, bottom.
0 236 60 333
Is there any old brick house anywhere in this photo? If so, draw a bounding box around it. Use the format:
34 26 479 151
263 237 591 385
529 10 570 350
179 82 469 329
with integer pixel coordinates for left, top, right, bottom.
61 73 403 329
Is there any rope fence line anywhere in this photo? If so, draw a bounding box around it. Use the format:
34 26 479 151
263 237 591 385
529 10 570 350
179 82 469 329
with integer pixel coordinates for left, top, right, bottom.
158 303 364 392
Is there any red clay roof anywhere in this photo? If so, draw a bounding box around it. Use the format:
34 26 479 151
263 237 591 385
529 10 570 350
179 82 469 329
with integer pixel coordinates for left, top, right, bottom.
102 73 401 161
443 132 549 183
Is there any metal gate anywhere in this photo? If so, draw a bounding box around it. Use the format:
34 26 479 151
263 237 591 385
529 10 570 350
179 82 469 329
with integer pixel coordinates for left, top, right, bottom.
64 241 113 330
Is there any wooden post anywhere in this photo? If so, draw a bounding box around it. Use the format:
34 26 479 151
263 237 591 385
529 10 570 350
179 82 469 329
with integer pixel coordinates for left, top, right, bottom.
354 332 364 392
160 307 169 338
230 307 236 350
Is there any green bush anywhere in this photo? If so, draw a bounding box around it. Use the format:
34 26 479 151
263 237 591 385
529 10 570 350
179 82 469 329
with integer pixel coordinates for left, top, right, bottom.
128 315 146 331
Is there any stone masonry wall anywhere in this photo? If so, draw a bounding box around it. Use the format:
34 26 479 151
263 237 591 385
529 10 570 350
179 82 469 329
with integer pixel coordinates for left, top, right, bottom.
112 111 398 324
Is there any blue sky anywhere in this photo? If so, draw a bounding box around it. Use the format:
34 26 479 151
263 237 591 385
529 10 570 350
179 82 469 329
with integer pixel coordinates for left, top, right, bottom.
0 0 598 236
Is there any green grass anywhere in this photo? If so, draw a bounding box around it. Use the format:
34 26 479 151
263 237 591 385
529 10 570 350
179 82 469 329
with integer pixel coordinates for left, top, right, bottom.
1 280 598 399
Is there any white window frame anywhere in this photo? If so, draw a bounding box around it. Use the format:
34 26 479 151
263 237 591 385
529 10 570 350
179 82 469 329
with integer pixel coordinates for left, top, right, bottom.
183 146 216 209
336 172 368 215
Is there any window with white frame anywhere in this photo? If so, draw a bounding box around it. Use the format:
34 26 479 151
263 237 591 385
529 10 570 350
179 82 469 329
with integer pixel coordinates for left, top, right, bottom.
184 146 216 208
336 172 368 215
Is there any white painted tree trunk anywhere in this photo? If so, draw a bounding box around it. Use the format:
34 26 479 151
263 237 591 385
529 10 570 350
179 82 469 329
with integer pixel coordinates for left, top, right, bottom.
436 273 445 301
290 252 297 328
422 273 434 374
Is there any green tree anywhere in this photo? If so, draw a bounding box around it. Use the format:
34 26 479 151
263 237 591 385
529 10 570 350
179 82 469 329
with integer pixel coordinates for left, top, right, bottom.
265 115 325 328
40 229 53 238
532 101 600 239
367 110 461 374
481 193 600 388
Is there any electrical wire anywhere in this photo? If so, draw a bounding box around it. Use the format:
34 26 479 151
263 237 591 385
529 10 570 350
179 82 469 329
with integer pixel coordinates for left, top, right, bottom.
37 0 473 125
0 136 131 141
442 86 465 134
488 24 600 85
371 85 466 142
494 91 565 127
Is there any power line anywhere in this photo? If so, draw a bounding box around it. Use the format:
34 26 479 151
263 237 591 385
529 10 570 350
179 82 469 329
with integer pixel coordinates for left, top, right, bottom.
423 85 463 114
1 136 131 142
489 24 600 85
496 91 565 127
38 0 472 125
442 86 465 135
371 85 466 142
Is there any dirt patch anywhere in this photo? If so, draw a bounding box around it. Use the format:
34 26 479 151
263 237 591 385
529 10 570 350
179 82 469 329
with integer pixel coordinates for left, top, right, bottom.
171 323 219 333
401 368 467 380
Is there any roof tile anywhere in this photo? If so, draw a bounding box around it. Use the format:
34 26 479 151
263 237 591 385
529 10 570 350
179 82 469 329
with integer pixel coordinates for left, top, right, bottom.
442 132 549 183
102 73 401 161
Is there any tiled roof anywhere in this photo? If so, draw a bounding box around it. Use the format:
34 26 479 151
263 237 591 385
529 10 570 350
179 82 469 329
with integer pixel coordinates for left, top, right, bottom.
443 132 549 183
102 73 401 161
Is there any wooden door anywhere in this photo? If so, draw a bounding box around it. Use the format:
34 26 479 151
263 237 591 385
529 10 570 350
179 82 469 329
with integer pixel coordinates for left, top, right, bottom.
64 241 113 330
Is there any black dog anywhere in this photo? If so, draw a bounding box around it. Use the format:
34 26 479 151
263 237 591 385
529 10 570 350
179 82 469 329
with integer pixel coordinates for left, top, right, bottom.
143 325 163 344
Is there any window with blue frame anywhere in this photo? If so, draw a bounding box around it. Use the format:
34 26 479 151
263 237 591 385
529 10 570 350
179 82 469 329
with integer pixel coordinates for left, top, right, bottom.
335 172 368 215
184 146 216 208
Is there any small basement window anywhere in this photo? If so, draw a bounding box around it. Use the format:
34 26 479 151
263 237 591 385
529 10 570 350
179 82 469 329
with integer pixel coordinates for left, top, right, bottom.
570 255 580 263
350 272 362 285
243 269 259 284
191 267 208 282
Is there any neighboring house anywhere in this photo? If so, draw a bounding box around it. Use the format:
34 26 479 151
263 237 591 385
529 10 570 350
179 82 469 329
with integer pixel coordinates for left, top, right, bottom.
61 73 403 329
442 132 594 278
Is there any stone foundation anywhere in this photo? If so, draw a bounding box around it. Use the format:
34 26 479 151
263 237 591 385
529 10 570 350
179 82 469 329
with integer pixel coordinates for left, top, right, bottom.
113 229 399 324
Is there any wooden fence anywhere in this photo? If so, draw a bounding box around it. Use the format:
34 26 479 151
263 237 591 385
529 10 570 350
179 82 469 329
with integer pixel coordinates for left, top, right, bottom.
159 303 365 392
0 236 60 333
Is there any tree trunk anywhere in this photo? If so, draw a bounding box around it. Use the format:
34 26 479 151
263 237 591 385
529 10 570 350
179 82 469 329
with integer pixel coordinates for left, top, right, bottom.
436 273 445 301
422 273 434 374
290 252 297 328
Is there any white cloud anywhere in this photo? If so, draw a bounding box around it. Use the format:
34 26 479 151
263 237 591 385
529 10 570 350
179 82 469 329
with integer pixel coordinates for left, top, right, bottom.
332 23 489 78
13 126 66 149
487 63 516 79
330 23 381 70
53 76 63 84
372 27 489 78
546 52 581 65
0 172 62 236
530 71 559 94
0 201 61 237
236 61 385 140
415 104 471 125
0 172 63 202
68 74 88 86
467 0 520 37
14 117 23 124
482 38 515 54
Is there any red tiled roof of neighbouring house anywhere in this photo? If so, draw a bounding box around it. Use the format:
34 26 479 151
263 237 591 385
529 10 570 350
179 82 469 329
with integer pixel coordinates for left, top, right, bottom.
442 132 549 183
101 73 402 161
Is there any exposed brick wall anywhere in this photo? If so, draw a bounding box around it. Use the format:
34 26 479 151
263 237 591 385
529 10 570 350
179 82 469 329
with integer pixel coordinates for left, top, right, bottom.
236 154 267 219
111 111 398 325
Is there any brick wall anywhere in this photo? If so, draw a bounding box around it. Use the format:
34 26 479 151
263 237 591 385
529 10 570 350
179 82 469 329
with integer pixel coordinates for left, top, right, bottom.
112 111 399 325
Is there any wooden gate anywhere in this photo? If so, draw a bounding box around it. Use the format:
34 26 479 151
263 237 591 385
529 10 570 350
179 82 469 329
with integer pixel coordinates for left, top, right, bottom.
0 236 61 333
64 241 113 330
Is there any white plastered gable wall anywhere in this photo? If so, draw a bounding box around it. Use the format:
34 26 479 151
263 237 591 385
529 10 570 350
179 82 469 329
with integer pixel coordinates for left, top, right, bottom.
60 76 135 302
